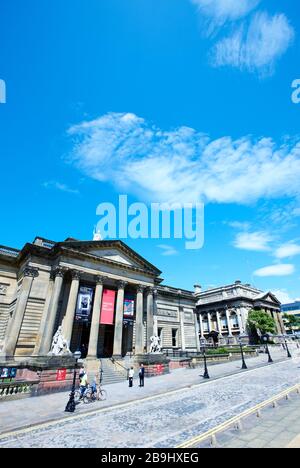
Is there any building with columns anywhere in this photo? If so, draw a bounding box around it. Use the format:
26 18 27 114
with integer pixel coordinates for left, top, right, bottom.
194 281 285 344
0 237 198 362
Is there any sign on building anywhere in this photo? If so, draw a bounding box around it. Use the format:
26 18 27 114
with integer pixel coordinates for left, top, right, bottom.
100 289 116 325
75 286 94 323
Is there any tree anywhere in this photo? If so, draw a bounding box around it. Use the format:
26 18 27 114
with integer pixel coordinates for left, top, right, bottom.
247 310 276 343
283 314 300 333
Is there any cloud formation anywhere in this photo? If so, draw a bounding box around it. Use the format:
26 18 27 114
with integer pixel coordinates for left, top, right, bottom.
191 0 261 31
275 243 300 259
254 264 295 277
213 12 294 75
69 112 300 205
233 231 273 252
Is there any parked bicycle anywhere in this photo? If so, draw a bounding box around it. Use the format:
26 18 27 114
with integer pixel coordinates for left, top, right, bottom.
83 382 107 404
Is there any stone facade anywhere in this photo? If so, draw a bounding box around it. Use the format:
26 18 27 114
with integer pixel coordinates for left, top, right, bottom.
0 238 285 365
195 281 285 344
0 237 198 363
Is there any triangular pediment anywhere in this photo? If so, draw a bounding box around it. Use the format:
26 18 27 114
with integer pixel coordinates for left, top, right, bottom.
254 292 281 305
59 239 162 275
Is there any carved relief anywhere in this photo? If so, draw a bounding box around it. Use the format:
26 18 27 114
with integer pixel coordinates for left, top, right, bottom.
0 284 8 295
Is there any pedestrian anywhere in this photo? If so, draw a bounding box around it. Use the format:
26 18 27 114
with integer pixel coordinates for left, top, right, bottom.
79 368 88 399
128 367 134 388
139 363 145 387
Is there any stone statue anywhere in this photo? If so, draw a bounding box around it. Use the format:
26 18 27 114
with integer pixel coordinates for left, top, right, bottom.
48 326 71 356
149 335 162 354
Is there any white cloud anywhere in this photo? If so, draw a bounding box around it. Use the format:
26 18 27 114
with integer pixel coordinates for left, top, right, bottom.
68 112 300 206
275 243 300 259
157 244 179 256
233 231 273 252
43 181 79 195
254 264 295 277
271 289 295 305
191 0 260 32
213 12 294 75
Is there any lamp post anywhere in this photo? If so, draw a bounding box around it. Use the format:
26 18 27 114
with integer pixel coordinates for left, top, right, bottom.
284 336 292 359
239 338 248 370
262 335 273 364
200 338 210 380
65 350 81 413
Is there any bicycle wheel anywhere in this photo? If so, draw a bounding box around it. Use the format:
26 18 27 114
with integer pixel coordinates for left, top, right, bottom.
83 390 93 404
98 389 107 401
74 389 82 404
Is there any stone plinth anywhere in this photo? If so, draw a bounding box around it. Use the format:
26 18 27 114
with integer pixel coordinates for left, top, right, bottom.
134 354 170 378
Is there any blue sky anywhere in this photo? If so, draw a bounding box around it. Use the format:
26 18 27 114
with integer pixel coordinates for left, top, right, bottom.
1 0 300 302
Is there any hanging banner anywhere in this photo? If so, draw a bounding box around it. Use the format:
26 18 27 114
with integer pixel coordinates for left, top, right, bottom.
124 294 135 320
75 286 94 323
100 289 116 325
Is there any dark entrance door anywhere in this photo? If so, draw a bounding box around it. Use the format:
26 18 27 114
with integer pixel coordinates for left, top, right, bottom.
103 325 114 357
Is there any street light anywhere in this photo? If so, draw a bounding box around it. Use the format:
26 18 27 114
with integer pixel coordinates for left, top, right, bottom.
65 350 82 413
200 338 210 380
262 335 273 364
238 338 248 370
284 336 292 359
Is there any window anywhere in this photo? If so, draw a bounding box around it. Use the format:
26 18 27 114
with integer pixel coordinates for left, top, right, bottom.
172 329 178 347
158 327 163 344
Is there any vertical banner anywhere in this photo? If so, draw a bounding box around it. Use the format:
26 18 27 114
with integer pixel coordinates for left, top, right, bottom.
75 286 94 323
124 294 135 320
100 289 116 325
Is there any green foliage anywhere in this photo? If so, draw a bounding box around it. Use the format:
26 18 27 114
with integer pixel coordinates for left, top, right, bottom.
247 309 276 337
283 314 300 331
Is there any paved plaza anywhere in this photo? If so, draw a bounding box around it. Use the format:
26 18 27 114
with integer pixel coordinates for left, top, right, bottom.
0 347 299 448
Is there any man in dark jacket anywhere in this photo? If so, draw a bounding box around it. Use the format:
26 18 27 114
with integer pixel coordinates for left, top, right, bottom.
139 363 145 387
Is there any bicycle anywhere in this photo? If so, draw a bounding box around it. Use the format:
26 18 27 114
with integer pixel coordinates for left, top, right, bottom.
83 383 107 404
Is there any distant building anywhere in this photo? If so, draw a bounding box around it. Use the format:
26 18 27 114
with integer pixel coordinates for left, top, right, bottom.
281 302 300 334
195 281 285 344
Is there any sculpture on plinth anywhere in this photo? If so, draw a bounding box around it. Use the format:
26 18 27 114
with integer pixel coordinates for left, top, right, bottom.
149 335 162 354
48 326 71 356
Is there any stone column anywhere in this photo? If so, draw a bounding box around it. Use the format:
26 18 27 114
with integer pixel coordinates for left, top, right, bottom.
146 288 155 352
236 309 244 334
113 281 127 357
194 313 201 352
87 276 105 359
199 313 205 338
135 285 144 355
2 267 38 357
216 310 223 336
226 308 233 336
62 270 81 346
207 311 213 332
39 268 65 355
180 307 186 351
33 273 55 356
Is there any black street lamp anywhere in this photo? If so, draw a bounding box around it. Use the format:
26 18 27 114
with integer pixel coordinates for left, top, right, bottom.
262 335 273 364
65 350 81 413
239 339 248 370
284 336 292 359
200 338 210 379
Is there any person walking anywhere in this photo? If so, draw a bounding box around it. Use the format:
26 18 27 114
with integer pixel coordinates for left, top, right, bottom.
79 368 88 399
128 367 134 388
139 363 145 387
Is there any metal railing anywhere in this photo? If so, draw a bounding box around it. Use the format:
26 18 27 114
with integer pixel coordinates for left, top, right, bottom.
0 381 39 401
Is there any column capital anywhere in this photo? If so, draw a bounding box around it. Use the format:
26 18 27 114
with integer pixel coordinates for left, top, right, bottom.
146 287 157 296
71 270 81 281
23 267 39 278
51 267 66 280
117 280 127 290
137 284 145 294
96 275 107 285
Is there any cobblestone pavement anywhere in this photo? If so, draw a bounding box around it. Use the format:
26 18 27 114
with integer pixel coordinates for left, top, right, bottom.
214 393 300 449
0 351 300 448
0 346 294 436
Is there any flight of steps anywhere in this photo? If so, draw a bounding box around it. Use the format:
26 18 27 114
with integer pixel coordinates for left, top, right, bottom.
100 358 129 386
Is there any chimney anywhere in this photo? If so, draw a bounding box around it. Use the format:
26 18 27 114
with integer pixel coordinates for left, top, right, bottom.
194 284 202 295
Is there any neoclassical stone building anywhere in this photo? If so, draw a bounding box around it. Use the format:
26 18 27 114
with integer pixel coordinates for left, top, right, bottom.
0 237 198 362
194 281 285 343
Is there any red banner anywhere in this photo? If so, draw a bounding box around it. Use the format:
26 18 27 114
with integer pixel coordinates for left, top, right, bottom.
100 289 116 325
56 369 67 382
